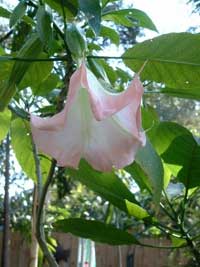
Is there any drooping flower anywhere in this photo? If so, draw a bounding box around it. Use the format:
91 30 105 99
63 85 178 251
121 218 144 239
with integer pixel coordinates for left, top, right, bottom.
31 63 146 172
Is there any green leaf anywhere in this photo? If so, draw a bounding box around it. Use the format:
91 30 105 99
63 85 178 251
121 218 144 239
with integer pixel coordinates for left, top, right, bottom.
32 73 60 96
0 61 13 81
0 6 11 18
11 118 50 182
99 60 118 85
101 0 118 8
0 109 11 142
102 9 157 32
126 138 164 204
141 105 159 142
123 33 200 98
36 5 53 46
100 26 120 45
125 200 150 220
88 58 117 85
159 86 200 100
79 0 101 35
54 218 140 245
10 2 26 27
141 107 170 189
88 58 109 81
142 105 159 131
116 67 132 83
65 23 87 59
150 122 200 189
67 160 138 212
19 58 53 90
0 35 42 110
44 0 78 19
171 236 187 247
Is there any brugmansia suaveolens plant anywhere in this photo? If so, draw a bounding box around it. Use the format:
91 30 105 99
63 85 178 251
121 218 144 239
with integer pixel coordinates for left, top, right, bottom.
31 63 145 171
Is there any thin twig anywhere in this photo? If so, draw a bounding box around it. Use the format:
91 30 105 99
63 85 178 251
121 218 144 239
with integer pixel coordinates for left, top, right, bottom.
8 104 30 121
60 0 67 34
0 29 13 44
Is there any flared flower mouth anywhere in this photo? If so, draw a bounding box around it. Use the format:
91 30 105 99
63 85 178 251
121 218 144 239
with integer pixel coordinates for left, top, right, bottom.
31 63 146 172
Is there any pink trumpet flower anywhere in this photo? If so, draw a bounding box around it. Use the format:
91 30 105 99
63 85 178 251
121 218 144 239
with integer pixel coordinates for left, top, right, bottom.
31 63 146 172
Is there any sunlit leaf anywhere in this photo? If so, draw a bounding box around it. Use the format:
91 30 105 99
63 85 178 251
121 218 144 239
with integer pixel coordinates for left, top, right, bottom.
11 118 50 182
0 109 11 142
0 35 42 110
151 122 200 189
123 33 200 100
102 9 157 32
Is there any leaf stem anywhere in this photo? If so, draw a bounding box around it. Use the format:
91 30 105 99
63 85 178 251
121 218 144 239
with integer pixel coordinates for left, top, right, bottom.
60 0 67 34
31 133 58 267
163 190 177 219
8 104 30 121
161 190 200 264
0 29 13 44
36 160 58 267
180 187 189 225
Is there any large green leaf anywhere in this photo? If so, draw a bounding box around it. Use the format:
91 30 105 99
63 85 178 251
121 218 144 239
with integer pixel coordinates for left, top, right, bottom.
67 160 147 216
102 9 157 32
19 58 53 90
10 2 26 27
123 33 200 100
44 0 78 19
32 73 60 96
11 118 50 182
100 25 120 45
0 6 11 18
0 109 11 142
151 122 200 188
79 0 101 35
0 61 13 81
159 86 200 100
54 218 140 245
126 139 164 204
0 35 42 110
36 5 53 46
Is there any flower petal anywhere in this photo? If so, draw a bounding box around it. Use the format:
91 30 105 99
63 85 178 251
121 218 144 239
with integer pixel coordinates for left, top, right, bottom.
83 119 139 172
83 103 145 172
31 62 145 171
80 63 144 121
